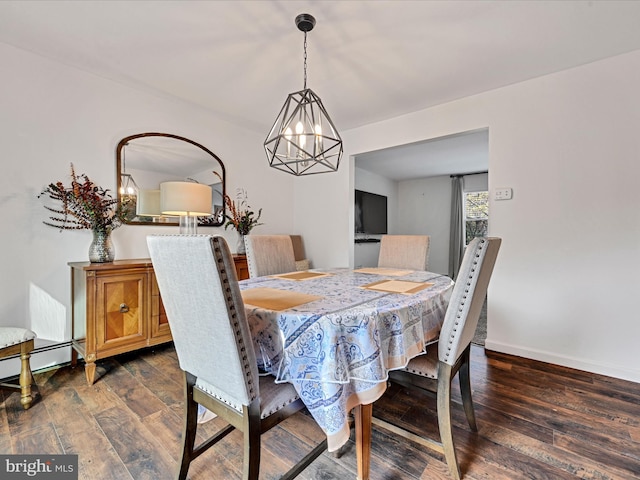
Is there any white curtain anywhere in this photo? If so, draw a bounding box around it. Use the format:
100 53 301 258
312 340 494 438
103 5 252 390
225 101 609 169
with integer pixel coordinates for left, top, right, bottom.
448 176 464 279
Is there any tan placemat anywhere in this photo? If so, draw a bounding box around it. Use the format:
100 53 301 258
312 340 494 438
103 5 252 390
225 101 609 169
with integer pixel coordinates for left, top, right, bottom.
271 271 331 281
354 267 414 276
241 288 322 311
361 280 434 295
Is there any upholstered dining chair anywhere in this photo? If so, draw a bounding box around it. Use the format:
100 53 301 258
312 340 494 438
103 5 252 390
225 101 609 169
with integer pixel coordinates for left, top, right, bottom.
244 234 297 278
289 234 311 271
147 234 326 480
377 235 431 271
0 327 37 409
373 237 501 480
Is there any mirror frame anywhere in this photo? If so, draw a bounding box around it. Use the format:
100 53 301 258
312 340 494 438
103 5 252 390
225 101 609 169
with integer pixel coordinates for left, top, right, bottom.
116 132 226 227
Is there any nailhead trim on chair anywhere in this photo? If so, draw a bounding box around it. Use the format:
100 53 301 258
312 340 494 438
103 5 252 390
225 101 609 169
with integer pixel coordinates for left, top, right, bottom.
212 237 257 400
0 328 36 348
443 237 486 363
261 394 301 418
219 233 302 418
404 352 438 378
196 382 244 412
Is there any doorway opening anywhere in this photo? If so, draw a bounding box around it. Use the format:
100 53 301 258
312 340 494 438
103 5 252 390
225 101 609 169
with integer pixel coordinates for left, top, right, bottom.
353 128 490 344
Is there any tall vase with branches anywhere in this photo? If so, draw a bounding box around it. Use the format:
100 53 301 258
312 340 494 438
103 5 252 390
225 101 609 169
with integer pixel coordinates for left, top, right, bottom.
223 188 262 254
38 163 131 262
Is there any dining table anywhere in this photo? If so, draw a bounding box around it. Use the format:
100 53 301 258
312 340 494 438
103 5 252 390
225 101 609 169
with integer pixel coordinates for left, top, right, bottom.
239 266 454 480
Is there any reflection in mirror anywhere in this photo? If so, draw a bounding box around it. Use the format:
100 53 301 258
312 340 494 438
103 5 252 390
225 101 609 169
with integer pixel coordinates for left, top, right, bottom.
117 133 225 226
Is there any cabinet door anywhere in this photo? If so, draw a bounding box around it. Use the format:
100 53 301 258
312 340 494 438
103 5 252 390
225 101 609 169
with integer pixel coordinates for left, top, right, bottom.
233 255 249 280
95 273 148 352
150 272 172 342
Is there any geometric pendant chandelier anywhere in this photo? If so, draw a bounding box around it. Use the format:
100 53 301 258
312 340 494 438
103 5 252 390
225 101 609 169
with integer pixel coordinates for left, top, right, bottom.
264 13 343 176
120 173 138 203
119 143 139 205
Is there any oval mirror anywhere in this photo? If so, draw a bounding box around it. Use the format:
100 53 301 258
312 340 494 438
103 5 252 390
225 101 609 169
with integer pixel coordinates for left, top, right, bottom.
116 133 226 226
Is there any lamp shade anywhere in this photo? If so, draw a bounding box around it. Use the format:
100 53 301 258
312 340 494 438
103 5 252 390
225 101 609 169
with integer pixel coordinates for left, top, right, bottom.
160 182 212 216
136 189 161 217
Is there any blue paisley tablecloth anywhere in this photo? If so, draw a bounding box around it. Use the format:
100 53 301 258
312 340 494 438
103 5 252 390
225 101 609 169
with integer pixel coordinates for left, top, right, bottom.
240 268 453 451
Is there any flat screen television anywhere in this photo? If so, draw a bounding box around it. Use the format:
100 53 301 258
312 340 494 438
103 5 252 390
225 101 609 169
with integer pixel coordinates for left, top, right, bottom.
355 189 388 234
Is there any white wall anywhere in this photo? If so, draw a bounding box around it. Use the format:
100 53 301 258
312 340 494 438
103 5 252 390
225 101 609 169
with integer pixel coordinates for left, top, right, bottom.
396 175 451 275
295 49 640 383
0 43 295 373
464 173 488 193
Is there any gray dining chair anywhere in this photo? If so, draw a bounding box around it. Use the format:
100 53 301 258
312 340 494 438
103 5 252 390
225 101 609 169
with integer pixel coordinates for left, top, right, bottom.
377 235 431 271
147 234 326 480
373 236 501 480
245 234 297 278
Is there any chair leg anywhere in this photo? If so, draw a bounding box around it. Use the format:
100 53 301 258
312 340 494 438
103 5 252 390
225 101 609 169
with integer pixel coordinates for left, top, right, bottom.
242 403 261 480
177 373 199 480
458 348 477 432
19 340 34 410
437 363 461 480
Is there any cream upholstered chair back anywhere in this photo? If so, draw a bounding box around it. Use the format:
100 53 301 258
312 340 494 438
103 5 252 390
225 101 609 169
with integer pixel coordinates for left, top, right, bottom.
147 234 258 410
245 235 297 278
438 237 501 366
378 235 431 271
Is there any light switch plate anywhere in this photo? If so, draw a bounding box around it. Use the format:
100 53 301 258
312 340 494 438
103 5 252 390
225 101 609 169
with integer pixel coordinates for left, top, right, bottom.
494 187 512 200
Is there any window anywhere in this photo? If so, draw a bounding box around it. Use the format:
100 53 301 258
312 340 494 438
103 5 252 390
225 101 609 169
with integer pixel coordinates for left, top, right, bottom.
464 191 488 244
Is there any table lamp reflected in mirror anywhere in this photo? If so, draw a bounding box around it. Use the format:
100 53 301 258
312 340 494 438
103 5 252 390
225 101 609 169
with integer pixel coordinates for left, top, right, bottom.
160 181 212 234
136 189 161 221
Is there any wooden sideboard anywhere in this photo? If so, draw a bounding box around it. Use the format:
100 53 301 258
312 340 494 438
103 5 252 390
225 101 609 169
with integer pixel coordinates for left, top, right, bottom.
69 259 171 385
233 254 249 280
69 255 249 384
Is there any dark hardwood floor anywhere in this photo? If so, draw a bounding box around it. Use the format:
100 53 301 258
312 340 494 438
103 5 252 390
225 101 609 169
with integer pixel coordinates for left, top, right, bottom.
1 344 639 479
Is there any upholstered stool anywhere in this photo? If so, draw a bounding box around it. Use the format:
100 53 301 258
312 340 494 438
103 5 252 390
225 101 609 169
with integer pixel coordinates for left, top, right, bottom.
0 328 37 409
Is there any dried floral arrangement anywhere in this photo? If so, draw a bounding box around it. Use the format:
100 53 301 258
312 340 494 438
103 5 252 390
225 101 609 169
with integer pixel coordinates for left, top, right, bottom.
38 163 130 233
223 188 263 236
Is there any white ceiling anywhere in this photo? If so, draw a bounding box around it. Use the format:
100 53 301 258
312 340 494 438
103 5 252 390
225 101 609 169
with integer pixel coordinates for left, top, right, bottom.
355 129 488 181
2 1 640 178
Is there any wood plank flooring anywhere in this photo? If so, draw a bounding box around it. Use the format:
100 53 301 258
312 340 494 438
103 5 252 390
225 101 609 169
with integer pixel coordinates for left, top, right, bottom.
1 344 639 479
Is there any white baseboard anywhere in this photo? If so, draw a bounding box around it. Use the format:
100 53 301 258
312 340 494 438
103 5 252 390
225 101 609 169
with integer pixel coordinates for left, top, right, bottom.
484 339 640 384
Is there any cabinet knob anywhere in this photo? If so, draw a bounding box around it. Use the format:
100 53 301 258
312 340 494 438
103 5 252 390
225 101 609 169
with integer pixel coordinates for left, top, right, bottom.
119 303 130 313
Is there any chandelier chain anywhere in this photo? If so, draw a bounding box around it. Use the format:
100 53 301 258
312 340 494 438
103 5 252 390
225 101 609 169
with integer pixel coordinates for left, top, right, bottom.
264 13 342 176
303 31 308 89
